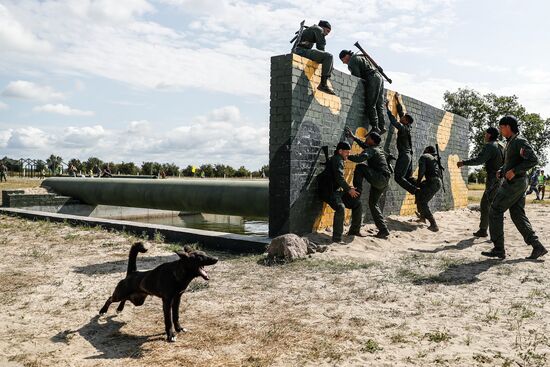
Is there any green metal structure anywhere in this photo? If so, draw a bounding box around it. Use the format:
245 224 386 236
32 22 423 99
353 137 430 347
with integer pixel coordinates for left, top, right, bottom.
42 178 269 218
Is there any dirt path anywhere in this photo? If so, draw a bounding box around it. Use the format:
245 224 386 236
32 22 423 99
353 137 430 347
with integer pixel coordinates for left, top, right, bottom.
0 205 549 366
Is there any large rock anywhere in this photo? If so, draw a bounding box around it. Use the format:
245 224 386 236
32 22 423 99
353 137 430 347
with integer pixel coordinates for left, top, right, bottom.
266 234 309 260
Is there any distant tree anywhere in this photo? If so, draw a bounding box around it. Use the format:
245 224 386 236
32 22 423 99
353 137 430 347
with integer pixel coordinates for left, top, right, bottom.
117 162 139 175
141 161 162 176
181 165 196 177
443 87 550 165
83 157 104 173
198 164 214 178
161 163 180 176
46 154 63 174
234 165 250 177
67 158 83 172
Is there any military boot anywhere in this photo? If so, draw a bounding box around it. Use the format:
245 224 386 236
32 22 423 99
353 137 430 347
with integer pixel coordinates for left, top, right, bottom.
526 244 548 260
317 76 336 95
473 229 488 237
481 248 506 259
427 217 439 232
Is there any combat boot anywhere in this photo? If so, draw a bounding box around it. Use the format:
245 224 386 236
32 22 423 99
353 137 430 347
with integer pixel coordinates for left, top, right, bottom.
481 248 506 259
317 76 335 95
374 228 390 239
473 229 488 237
526 244 548 260
427 217 439 232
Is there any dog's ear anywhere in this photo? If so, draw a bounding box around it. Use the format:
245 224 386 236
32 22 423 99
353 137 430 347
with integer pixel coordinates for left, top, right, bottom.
183 245 193 253
176 251 190 259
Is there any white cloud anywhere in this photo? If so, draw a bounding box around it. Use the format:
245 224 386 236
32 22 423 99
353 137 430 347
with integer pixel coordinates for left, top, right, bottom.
2 80 65 101
60 125 106 147
33 103 95 117
127 120 151 134
0 4 51 53
6 127 50 149
0 101 8 110
389 42 433 54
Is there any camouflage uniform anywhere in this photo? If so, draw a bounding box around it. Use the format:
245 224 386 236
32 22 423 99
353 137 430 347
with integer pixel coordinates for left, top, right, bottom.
489 134 545 256
416 153 442 227
0 164 7 182
348 53 385 132
348 138 391 233
387 104 416 194
295 25 333 78
461 141 504 234
318 154 362 241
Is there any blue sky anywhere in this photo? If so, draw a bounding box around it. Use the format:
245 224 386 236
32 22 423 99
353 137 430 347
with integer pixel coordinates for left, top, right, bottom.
1 0 549 170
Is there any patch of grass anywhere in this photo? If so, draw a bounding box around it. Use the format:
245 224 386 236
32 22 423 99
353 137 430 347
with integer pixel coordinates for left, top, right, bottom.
424 329 451 343
187 281 209 293
472 353 492 363
482 307 499 323
390 333 408 344
153 230 166 243
361 338 383 353
24 247 52 262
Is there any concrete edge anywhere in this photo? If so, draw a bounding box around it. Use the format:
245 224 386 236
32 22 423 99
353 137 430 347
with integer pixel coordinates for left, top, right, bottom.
0 208 270 254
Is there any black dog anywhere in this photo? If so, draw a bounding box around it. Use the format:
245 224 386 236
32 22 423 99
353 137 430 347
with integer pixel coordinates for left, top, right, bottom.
99 242 218 342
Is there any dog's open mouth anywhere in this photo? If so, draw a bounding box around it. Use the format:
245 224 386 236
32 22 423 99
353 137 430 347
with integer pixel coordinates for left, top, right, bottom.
198 267 209 280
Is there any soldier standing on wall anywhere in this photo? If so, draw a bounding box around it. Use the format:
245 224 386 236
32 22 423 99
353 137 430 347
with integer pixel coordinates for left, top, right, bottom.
482 116 547 260
415 146 442 232
318 141 362 243
457 126 504 237
294 20 335 95
385 95 418 195
339 49 386 134
345 129 391 239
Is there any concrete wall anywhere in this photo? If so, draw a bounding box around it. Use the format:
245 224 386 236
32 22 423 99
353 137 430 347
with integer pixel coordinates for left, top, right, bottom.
269 53 469 237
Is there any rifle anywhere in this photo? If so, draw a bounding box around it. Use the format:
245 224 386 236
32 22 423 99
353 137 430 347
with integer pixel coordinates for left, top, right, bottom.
354 41 392 84
435 144 445 192
290 20 307 52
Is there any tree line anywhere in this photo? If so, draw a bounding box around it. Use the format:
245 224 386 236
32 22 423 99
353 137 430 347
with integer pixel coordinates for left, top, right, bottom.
0 155 269 178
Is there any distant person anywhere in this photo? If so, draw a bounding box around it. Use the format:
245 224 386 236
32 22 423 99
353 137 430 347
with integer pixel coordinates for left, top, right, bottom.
160 170 166 179
525 169 541 200
101 165 113 178
68 164 77 177
93 165 101 177
415 146 442 232
538 170 545 200
483 116 547 260
294 20 335 95
0 162 7 182
457 126 504 237
340 49 386 134
317 141 361 243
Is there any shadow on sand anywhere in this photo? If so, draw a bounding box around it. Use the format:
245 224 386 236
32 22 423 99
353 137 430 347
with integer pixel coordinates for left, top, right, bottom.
51 315 164 359
413 258 539 285
409 237 488 254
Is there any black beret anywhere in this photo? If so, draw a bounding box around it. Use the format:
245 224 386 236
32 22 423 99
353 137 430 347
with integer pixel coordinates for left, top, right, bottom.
339 50 353 60
336 141 351 151
318 20 331 29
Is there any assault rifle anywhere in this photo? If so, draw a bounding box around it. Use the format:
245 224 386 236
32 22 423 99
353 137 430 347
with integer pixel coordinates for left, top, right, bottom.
435 144 445 193
354 41 392 84
290 20 307 52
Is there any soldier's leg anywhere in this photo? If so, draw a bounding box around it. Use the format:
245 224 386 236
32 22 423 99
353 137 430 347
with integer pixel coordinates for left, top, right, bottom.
478 177 499 234
364 76 380 131
394 153 417 194
509 195 542 247
344 194 363 234
369 184 388 232
352 164 368 193
375 77 386 131
325 193 345 241
488 181 525 254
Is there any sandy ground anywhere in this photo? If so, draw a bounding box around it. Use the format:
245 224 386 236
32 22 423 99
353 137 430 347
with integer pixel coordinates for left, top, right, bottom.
1 181 550 366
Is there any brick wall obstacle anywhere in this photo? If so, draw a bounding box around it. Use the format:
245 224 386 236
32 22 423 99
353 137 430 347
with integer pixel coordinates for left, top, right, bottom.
269 53 469 237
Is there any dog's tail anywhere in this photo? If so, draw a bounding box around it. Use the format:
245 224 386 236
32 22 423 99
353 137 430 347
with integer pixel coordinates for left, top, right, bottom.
127 242 148 275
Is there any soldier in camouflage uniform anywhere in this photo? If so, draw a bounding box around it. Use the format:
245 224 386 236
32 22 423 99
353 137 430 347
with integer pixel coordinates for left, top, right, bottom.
457 126 504 237
385 96 418 194
318 141 362 243
415 146 442 232
0 162 7 182
483 116 547 260
340 50 386 134
294 20 335 95
346 129 391 238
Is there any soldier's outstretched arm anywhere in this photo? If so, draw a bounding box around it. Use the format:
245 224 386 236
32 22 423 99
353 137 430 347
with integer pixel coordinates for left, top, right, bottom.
462 144 493 167
513 141 539 176
348 150 372 164
417 156 426 183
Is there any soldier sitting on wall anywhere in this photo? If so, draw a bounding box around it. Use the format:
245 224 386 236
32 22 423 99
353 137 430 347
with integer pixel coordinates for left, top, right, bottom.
346 129 392 239
318 141 362 243
294 20 335 95
415 146 442 232
339 49 386 134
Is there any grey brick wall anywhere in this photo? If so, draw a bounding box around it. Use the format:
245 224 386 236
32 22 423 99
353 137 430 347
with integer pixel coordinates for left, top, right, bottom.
269 53 470 237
